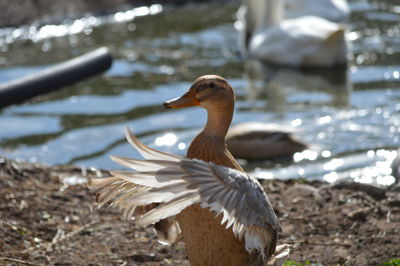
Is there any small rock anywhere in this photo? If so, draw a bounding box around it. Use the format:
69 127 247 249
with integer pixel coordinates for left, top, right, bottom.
130 253 160 262
285 184 324 202
384 192 400 207
332 181 386 201
347 207 371 221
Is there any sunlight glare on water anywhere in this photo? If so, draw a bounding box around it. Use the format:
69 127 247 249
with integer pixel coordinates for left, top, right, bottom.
0 1 399 186
155 133 178 147
0 4 163 45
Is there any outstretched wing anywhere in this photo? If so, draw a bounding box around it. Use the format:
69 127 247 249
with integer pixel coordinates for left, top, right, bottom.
88 127 282 257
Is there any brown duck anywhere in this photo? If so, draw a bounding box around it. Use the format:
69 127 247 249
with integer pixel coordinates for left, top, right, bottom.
88 75 289 265
226 122 308 161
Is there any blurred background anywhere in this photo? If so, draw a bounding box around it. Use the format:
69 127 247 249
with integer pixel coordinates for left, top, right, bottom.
0 0 399 185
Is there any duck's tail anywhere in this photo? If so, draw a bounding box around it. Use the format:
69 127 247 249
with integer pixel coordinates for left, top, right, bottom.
247 228 290 266
268 244 291 266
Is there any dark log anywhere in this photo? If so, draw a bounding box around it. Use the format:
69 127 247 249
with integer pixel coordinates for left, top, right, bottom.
0 47 112 109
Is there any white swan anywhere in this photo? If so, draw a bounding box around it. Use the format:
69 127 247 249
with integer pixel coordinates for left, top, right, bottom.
237 0 349 67
284 0 349 23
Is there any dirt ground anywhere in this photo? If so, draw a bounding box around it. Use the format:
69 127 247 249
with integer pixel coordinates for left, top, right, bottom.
0 157 399 265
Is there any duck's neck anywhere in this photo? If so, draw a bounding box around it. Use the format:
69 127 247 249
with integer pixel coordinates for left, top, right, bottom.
202 106 234 139
254 0 283 29
188 105 243 171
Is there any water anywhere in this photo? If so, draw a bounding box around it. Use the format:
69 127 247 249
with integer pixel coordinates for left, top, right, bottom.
0 1 399 185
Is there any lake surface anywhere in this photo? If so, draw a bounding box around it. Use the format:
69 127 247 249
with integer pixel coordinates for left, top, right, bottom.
0 1 399 185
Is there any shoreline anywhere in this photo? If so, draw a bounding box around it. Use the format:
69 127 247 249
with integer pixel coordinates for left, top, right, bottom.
1 156 399 265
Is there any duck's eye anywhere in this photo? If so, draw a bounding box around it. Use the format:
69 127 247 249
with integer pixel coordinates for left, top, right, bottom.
208 82 215 88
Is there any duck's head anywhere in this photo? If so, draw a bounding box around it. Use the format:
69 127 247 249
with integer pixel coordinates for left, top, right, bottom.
164 75 235 112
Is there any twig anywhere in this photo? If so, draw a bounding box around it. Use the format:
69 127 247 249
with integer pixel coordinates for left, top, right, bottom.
46 220 101 249
7 220 101 255
0 256 41 266
289 240 351 247
2 220 29 234
282 206 344 221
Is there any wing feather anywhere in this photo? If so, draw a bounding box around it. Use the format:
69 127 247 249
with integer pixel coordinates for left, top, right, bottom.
111 155 174 171
136 193 201 225
125 127 181 161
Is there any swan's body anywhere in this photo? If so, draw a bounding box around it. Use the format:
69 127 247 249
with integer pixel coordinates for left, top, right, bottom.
238 0 349 67
284 0 349 22
226 122 307 160
249 16 348 67
88 75 290 265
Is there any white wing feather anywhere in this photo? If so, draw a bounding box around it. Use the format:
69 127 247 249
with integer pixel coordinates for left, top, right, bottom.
88 128 286 261
124 127 181 161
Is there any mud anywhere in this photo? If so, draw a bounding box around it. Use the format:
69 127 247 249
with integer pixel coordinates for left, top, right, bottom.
0 157 399 265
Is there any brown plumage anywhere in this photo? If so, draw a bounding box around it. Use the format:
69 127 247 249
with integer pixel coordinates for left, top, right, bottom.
226 122 308 160
179 135 250 266
88 75 289 266
164 75 277 265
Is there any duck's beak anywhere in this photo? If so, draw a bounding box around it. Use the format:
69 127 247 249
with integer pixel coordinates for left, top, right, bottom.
163 90 200 109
